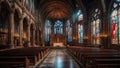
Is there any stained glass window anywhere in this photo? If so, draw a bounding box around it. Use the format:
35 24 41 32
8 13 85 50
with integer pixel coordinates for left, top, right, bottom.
66 20 72 42
77 10 83 21
0 6 4 31
91 8 101 45
78 24 83 43
45 20 51 42
25 0 29 5
54 20 63 34
77 9 83 43
111 0 120 44
0 15 2 29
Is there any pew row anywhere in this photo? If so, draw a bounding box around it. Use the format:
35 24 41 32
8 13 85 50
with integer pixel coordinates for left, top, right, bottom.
0 56 29 68
67 46 120 68
0 47 50 68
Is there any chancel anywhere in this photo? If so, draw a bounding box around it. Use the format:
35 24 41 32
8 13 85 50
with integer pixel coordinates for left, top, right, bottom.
0 0 120 68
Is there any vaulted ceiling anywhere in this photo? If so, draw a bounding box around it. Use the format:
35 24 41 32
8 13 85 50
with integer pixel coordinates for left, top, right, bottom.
34 0 112 20
35 0 76 20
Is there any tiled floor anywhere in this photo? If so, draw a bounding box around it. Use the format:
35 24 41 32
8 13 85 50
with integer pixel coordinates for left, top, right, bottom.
37 49 80 68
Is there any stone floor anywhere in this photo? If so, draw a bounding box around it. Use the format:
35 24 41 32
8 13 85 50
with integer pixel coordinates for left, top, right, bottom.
37 49 80 68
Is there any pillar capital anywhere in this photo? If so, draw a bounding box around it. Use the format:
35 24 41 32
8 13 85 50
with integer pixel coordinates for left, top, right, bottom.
18 15 24 20
9 8 15 13
9 3 15 13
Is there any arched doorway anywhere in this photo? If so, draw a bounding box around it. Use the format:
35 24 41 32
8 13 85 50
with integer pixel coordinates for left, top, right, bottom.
14 9 20 47
0 1 10 48
30 24 35 46
23 18 28 47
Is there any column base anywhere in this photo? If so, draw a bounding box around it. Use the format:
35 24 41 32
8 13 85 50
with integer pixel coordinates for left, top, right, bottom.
27 42 31 47
8 44 14 49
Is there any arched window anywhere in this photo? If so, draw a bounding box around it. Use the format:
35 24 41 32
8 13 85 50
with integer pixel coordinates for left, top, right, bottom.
78 24 83 43
77 9 83 43
25 0 29 5
111 0 120 44
14 10 19 34
0 3 8 32
45 20 51 42
91 8 101 45
77 10 83 21
66 20 72 42
54 20 63 34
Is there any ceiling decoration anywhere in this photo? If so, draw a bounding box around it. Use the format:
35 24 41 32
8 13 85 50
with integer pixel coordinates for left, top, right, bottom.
37 0 75 20
34 0 112 20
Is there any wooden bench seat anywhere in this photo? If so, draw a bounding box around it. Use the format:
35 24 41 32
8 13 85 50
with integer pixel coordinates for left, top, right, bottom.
0 47 50 66
92 58 120 68
82 54 120 67
67 46 120 68
0 56 29 68
0 50 40 65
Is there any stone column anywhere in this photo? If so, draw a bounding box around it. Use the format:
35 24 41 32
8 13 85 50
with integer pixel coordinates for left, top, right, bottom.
63 22 66 45
19 17 23 47
27 24 30 47
63 22 66 36
101 12 109 48
37 30 40 46
51 23 54 46
42 22 45 46
36 24 39 46
33 27 36 47
8 9 14 48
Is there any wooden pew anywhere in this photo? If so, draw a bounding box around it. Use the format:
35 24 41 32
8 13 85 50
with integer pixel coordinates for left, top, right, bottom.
0 47 50 66
92 58 120 68
0 56 29 68
67 46 120 68
80 52 120 62
0 48 39 65
82 54 120 68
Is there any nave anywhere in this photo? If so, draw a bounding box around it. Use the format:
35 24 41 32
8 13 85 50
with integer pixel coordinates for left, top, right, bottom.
0 0 120 68
0 46 120 68
38 49 79 68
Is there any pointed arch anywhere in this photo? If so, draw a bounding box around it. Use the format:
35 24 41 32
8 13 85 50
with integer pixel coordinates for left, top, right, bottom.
91 8 101 45
54 20 63 34
110 0 120 44
45 20 51 42
78 24 83 43
66 20 72 42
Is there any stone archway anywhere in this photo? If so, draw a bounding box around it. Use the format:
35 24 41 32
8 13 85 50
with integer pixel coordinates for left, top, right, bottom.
0 1 11 48
30 23 35 46
23 18 28 47
14 9 21 47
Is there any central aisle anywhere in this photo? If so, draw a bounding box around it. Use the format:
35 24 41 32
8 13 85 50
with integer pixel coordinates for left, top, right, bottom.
38 49 80 68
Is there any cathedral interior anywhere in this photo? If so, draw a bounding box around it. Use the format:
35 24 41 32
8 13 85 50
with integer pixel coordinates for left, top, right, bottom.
0 0 120 68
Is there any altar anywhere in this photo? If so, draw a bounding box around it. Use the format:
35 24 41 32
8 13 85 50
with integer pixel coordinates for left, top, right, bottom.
53 43 63 47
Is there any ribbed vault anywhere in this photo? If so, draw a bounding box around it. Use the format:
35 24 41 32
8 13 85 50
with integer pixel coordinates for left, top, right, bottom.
38 0 74 20
35 0 107 21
